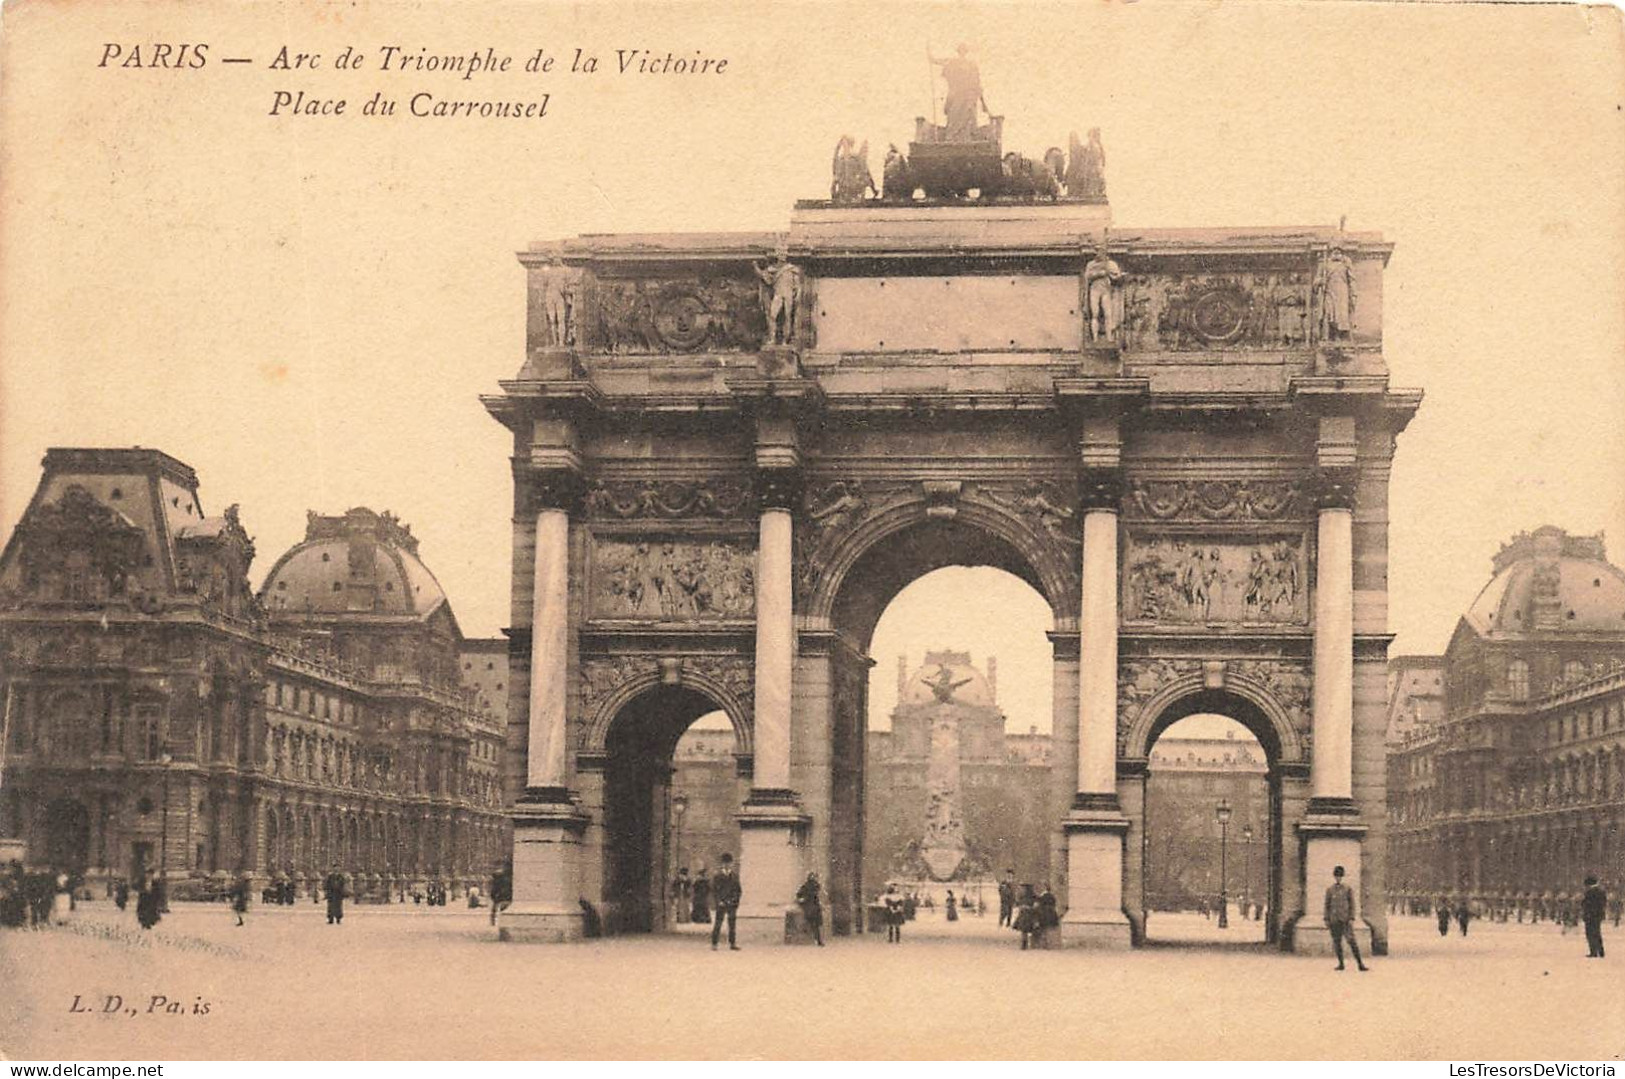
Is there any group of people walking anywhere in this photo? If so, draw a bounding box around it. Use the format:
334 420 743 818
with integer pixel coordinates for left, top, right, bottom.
996 871 1060 949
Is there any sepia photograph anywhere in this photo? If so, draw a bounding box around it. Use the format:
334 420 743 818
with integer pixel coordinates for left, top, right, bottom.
0 0 1622 1063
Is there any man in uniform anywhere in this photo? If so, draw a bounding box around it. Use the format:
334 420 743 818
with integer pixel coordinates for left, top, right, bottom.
1325 865 1368 971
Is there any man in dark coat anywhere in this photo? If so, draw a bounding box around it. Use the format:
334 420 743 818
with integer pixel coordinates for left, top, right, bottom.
1325 865 1368 972
1581 876 1607 958
796 872 824 946
324 870 347 925
710 853 742 951
997 870 1016 928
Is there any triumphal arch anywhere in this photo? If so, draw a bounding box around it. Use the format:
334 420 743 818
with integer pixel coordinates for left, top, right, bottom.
484 88 1421 953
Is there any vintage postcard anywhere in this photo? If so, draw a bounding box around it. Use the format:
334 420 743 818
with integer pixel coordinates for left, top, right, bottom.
1 0 1623 1062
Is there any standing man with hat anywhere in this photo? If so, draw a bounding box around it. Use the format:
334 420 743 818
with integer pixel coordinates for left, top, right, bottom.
1325 865 1368 971
711 853 742 951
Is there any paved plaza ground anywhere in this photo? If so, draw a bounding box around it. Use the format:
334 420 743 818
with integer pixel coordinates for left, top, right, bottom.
2 904 1621 1060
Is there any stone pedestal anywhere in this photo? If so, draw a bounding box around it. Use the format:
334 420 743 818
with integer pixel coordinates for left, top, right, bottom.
734 797 808 944
499 799 589 943
1059 813 1132 949
1290 815 1367 955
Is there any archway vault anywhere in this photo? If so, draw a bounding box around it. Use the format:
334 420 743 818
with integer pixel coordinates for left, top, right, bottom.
582 661 753 758
1122 671 1308 768
803 490 1080 647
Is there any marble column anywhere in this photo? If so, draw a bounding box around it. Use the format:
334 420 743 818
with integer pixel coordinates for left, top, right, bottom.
1061 467 1132 949
736 468 808 943
1292 462 1368 955
504 471 590 943
525 501 571 798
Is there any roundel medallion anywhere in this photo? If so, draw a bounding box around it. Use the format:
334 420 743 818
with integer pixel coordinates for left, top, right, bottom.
1189 287 1250 345
651 288 714 351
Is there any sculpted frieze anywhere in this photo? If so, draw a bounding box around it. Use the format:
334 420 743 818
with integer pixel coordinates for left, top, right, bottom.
1228 658 1312 733
1119 271 1315 350
686 654 754 718
586 276 766 354
1117 658 1202 750
577 655 651 724
585 477 754 521
1122 533 1307 624
592 539 755 620
1124 479 1306 522
970 479 1080 548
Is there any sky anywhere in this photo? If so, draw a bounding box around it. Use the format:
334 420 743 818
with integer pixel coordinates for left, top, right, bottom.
3 2 1623 699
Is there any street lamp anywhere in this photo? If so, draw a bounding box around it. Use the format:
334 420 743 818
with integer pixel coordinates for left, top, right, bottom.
1242 824 1254 918
158 752 173 912
1215 798 1232 928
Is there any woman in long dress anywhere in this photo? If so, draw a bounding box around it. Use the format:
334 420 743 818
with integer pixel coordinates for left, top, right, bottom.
51 873 72 924
690 868 711 925
136 874 162 930
945 890 958 922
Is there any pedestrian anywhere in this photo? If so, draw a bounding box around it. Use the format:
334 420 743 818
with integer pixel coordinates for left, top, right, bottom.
489 860 513 927
1324 865 1368 972
1455 897 1471 937
135 873 162 930
671 867 691 925
1037 882 1060 946
114 878 129 912
1014 884 1039 950
796 872 824 946
903 891 918 922
710 853 741 951
945 889 958 922
51 872 72 924
997 870 1015 928
1435 896 1451 937
324 869 347 925
1581 876 1607 959
883 882 905 944
691 866 711 925
232 875 249 927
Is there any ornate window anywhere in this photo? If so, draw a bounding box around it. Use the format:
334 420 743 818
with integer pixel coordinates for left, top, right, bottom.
135 705 163 760
1506 659 1530 701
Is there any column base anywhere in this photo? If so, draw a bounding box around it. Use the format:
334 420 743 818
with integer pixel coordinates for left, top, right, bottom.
1058 911 1134 949
505 797 589 944
735 794 809 944
498 903 588 943
1288 919 1373 958
1061 807 1131 948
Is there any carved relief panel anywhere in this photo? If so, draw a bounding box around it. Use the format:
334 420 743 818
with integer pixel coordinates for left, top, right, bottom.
1119 270 1316 350
1122 532 1307 625
590 538 756 621
582 275 767 354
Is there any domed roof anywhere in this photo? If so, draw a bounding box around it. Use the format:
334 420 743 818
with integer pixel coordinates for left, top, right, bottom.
1464 527 1625 638
260 508 448 620
899 650 996 709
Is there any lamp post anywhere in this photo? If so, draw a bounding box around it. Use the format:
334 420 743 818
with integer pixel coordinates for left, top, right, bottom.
158 752 173 912
671 796 687 877
1242 823 1254 918
1215 798 1232 929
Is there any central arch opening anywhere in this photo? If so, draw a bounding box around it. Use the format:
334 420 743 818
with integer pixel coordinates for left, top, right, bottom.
1140 705 1282 948
603 685 743 935
822 511 1068 941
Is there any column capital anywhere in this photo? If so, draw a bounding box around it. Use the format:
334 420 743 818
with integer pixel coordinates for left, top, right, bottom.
754 469 803 512
1310 467 1359 511
1078 469 1125 512
520 469 588 515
